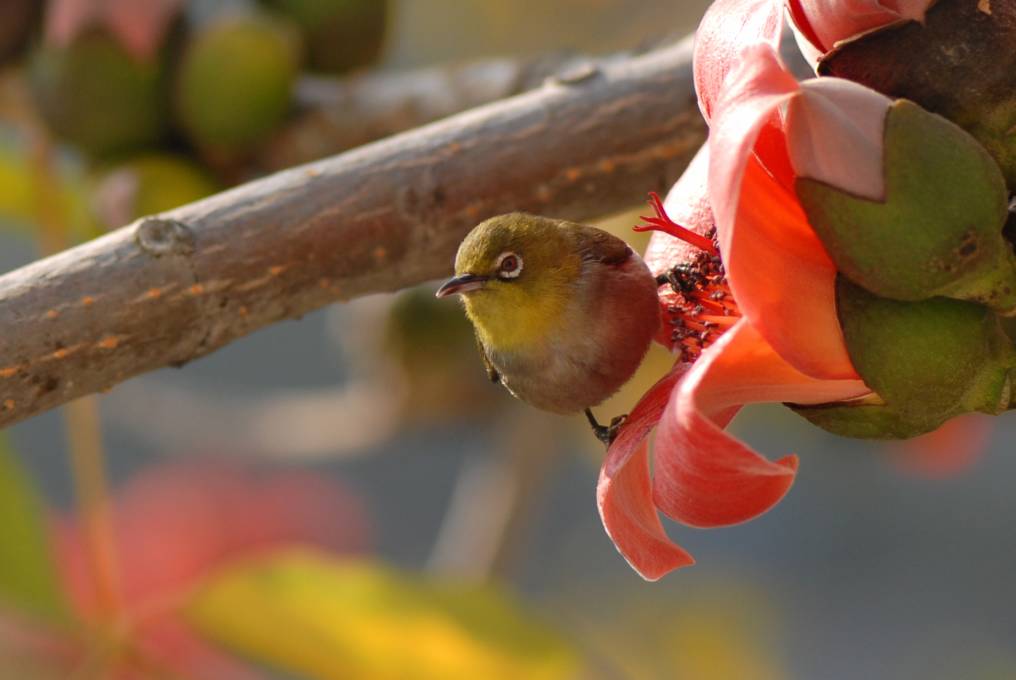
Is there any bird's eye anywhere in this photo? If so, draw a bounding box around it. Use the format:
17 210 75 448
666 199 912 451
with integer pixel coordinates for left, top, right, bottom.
496 252 523 279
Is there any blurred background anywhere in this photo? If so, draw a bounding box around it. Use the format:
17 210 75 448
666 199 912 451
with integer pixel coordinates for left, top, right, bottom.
1 1 1015 678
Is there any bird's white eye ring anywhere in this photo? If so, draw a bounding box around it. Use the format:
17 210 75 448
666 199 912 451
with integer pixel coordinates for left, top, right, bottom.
496 252 523 279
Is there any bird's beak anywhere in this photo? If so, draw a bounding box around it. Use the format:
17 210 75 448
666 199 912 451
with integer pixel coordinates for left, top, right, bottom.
435 274 489 298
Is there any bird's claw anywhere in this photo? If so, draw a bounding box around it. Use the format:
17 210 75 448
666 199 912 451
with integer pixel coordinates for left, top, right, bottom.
585 408 628 446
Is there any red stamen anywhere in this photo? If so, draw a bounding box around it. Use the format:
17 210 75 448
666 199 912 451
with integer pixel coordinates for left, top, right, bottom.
698 315 738 327
692 297 727 314
634 192 719 256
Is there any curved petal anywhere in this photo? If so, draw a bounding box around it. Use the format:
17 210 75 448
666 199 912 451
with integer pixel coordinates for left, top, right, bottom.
786 0 826 69
693 0 783 121
786 0 932 59
785 77 890 201
708 44 855 379
597 363 694 580
653 319 869 528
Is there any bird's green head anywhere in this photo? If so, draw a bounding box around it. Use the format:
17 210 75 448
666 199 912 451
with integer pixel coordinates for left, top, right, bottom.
435 213 582 351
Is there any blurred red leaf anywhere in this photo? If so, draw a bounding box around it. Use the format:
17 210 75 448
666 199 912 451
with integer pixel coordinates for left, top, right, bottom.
0 459 369 679
54 460 370 619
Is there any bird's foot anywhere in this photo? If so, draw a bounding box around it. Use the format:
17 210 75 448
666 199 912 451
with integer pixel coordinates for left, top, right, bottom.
584 408 628 446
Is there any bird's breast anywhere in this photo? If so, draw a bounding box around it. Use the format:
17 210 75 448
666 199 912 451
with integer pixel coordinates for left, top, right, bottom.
484 254 660 414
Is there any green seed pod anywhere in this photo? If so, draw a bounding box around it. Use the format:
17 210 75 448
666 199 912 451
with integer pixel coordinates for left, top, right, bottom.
174 14 300 154
263 0 388 74
29 32 168 157
796 100 1016 313
793 400 936 440
793 277 1016 439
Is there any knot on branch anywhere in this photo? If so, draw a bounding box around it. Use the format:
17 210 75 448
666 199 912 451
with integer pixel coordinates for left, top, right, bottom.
135 218 197 257
546 62 601 86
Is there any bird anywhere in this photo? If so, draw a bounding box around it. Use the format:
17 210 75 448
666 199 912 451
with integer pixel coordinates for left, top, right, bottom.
435 213 661 444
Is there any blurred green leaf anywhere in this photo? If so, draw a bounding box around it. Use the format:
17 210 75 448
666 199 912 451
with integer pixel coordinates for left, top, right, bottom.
0 434 68 623
187 549 579 680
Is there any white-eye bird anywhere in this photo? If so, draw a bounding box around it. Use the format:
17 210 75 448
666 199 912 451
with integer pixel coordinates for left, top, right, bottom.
435 213 661 443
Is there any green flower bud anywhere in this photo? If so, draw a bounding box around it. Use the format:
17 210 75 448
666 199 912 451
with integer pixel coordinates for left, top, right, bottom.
793 277 1016 439
796 100 1016 312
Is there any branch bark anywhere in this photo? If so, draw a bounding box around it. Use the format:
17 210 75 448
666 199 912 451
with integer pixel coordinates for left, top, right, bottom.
0 36 704 428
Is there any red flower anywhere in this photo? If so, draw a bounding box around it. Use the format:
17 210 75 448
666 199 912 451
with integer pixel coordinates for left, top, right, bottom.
596 1 897 579
786 0 934 67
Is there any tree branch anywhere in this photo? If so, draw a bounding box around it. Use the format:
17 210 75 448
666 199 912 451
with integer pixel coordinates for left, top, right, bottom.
257 48 650 171
0 36 704 428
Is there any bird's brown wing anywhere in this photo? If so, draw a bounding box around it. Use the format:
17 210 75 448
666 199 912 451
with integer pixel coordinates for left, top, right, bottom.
567 222 633 266
475 333 501 384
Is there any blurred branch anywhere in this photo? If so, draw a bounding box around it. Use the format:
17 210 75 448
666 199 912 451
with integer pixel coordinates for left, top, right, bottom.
427 409 563 582
23 116 123 627
0 35 705 428
103 379 402 460
260 48 645 170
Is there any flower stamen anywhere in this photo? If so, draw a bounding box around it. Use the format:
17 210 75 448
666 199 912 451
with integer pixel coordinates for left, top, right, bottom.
635 192 719 256
638 193 740 363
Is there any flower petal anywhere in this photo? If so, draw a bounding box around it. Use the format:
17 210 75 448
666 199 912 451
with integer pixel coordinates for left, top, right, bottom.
693 0 783 121
708 44 855 379
597 363 694 580
787 0 933 58
786 77 890 201
653 319 869 528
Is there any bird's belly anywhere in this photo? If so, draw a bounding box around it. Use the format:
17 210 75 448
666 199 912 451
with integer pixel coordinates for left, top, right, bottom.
493 348 622 414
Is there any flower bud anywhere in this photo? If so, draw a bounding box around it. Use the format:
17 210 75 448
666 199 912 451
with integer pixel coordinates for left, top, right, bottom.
819 0 1016 189
795 99 1016 313
794 278 1016 438
787 0 933 70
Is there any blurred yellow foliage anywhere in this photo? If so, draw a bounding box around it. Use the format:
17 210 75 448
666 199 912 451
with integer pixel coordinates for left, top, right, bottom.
570 581 787 680
0 134 99 243
187 549 579 680
659 604 785 680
